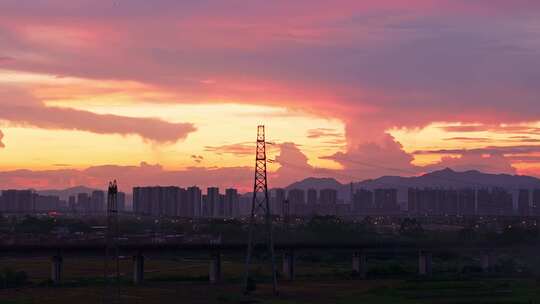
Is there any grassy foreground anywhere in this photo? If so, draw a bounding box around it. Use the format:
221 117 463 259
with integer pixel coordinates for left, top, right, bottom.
1 254 540 303
1 278 540 304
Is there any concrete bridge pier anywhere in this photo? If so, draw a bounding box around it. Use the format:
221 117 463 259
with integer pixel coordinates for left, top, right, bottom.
133 252 144 284
209 251 221 283
481 252 494 274
283 250 295 281
352 251 367 279
418 250 432 276
50 254 63 284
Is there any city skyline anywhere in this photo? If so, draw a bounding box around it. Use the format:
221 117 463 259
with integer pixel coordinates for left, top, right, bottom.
1 1 540 191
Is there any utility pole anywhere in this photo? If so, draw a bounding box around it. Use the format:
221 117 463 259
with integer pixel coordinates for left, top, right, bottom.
243 125 278 295
104 180 120 304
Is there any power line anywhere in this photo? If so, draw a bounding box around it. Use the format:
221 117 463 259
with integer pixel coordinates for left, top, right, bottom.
243 125 278 296
270 141 534 191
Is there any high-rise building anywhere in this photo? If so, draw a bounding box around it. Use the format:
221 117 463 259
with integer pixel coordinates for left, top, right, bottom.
518 189 530 216
117 192 126 212
273 188 286 216
133 187 141 214
287 188 305 216
374 189 399 214
476 189 492 215
307 188 318 216
440 189 458 216
91 190 106 213
187 186 202 218
1 190 17 212
407 188 419 215
224 188 239 217
307 189 317 205
354 189 374 214
218 194 226 217
34 194 61 212
532 189 540 216
458 189 476 216
0 190 34 213
149 187 162 216
176 188 188 217
202 195 208 216
77 193 91 214
319 188 338 215
162 186 181 217
418 188 436 215
491 188 512 216
320 189 337 205
206 187 220 218
239 195 251 216
68 195 77 213
410 188 476 216
133 186 182 217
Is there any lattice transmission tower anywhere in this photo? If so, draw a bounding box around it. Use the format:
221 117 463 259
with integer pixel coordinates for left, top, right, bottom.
103 180 121 304
243 125 278 295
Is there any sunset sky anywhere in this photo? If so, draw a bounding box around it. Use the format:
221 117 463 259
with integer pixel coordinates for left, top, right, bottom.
1 1 539 191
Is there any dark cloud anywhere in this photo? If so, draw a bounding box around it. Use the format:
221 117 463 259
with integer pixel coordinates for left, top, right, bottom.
190 155 204 163
1 104 196 143
306 128 344 139
413 145 540 156
510 136 530 139
0 89 196 143
507 156 540 163
440 125 489 133
444 137 492 142
204 143 253 156
440 124 540 135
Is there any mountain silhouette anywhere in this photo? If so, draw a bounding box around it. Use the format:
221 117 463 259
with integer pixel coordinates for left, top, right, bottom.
37 186 100 201
283 168 540 202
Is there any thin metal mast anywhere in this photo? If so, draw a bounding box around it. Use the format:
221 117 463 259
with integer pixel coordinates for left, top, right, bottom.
243 125 278 295
104 180 120 303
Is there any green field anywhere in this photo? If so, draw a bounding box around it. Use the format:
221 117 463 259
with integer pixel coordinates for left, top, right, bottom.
1 279 540 304
1 254 540 303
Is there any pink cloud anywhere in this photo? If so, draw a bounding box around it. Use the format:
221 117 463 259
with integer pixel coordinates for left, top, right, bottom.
0 129 4 148
0 1 540 178
0 88 196 143
306 128 343 139
322 134 418 179
273 142 316 186
424 154 516 175
2 104 196 143
204 143 253 156
0 162 253 192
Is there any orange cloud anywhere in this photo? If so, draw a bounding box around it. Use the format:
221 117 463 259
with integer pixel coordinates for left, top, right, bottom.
0 162 252 192
1 104 196 143
0 88 196 143
1 0 540 180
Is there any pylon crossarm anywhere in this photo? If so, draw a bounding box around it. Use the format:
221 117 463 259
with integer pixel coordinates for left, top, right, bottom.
244 126 278 295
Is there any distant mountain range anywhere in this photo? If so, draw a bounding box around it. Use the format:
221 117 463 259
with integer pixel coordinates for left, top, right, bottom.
37 186 99 201
36 186 134 207
31 168 540 205
282 168 540 203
